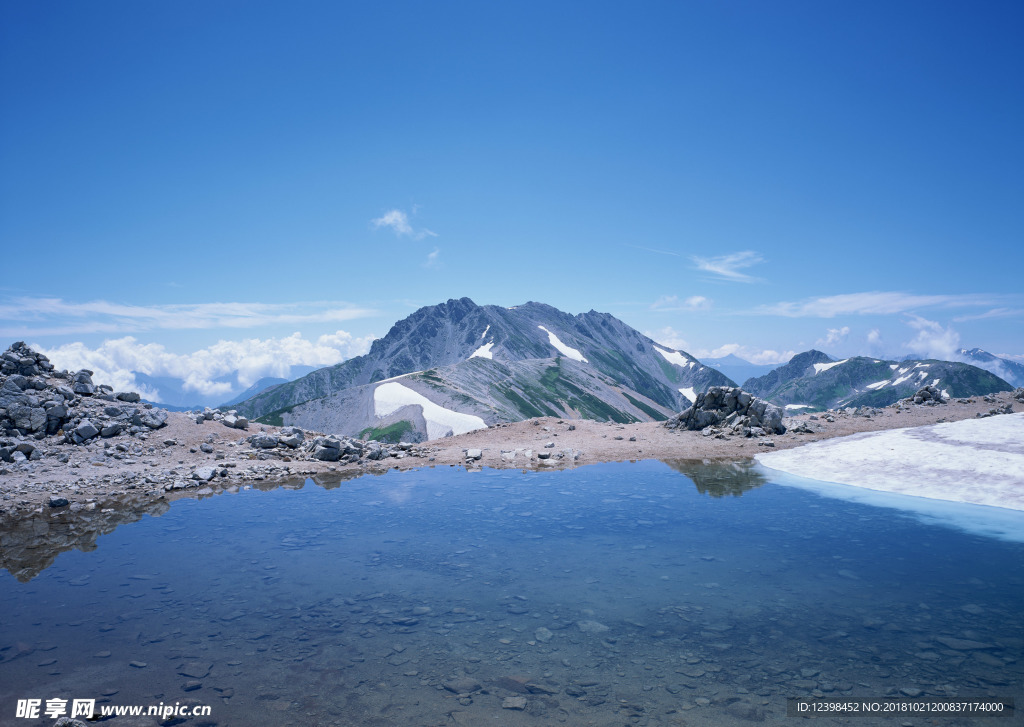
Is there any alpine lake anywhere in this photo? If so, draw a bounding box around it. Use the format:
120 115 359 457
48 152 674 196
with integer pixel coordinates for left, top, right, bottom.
1 459 1021 726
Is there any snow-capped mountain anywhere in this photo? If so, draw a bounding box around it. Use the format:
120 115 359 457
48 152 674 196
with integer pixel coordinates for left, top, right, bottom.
956 348 1024 388
233 298 734 439
743 350 1012 411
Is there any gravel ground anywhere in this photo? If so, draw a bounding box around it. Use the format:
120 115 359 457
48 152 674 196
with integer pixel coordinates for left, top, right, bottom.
2 390 1020 521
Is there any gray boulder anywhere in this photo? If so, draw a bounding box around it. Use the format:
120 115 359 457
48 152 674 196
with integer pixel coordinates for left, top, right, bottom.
11 404 47 432
222 414 248 430
193 466 217 481
75 419 100 440
71 370 96 395
311 437 342 461
278 426 304 448
115 391 141 402
249 432 279 449
133 409 168 429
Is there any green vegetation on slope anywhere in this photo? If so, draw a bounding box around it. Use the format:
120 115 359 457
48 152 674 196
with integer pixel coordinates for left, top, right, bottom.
255 403 298 427
623 392 669 421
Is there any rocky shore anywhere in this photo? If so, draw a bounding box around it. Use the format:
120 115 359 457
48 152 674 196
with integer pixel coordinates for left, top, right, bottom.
3 342 1023 523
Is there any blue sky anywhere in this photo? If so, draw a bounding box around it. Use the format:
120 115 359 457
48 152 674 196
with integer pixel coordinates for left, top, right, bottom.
2 1 1022 397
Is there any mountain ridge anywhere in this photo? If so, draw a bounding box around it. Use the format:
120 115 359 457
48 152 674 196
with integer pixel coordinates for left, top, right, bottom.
233 298 735 438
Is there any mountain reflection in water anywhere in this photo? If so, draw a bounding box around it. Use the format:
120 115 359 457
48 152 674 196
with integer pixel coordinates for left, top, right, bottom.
0 462 764 582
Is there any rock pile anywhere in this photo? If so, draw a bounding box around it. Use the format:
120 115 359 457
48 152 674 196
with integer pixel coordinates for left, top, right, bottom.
909 384 947 405
664 386 785 437
242 426 432 464
1 342 165 461
190 407 248 430
1014 387 1024 403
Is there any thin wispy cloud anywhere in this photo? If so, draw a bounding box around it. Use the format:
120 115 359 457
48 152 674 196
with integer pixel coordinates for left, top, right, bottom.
628 244 681 257
758 291 1000 318
424 247 441 269
371 208 437 240
0 297 378 338
952 307 1024 323
650 295 712 312
691 251 764 283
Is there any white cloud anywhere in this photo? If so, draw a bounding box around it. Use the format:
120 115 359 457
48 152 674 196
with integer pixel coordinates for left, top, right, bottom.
691 251 764 283
650 295 712 312
816 326 850 347
424 247 441 269
35 331 377 402
0 298 377 338
644 328 794 365
647 326 689 350
690 343 797 365
867 329 881 344
758 291 997 318
371 208 437 240
902 315 961 361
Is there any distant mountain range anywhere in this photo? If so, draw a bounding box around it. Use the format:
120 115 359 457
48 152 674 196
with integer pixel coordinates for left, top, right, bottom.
227 298 1016 439
702 354 781 385
955 348 1024 388
233 298 733 440
134 366 316 410
743 350 1011 411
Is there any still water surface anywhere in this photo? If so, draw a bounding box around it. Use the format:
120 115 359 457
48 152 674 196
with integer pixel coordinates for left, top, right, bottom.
1 460 1021 726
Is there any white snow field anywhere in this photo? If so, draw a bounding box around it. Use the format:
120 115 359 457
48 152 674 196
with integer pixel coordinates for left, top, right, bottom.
678 387 697 404
654 345 694 369
373 382 486 440
537 325 588 362
757 413 1024 541
812 359 847 374
470 341 494 359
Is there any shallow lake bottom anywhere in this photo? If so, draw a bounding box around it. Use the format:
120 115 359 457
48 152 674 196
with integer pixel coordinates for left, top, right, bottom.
1 459 1022 726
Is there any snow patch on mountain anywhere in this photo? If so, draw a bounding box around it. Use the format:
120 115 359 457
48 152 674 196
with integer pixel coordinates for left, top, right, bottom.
470 342 494 360
866 380 890 390
480 325 490 340
538 325 588 362
678 387 696 404
373 382 486 439
654 346 692 368
813 360 847 375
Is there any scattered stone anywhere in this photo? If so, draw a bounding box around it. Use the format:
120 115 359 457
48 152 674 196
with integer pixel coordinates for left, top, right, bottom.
502 696 527 710
443 677 482 694
192 466 217 482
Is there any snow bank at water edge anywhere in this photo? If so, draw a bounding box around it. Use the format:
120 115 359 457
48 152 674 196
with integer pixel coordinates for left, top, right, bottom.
757 413 1024 513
